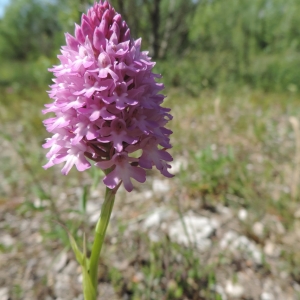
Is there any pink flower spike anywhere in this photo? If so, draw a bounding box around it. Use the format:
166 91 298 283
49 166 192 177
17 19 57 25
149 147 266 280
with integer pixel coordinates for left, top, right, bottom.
159 161 174 178
93 27 106 50
42 1 173 191
96 152 146 192
75 23 85 44
98 118 137 152
102 82 139 110
139 136 173 170
65 33 79 51
72 116 99 144
78 99 116 121
62 153 90 174
61 143 91 175
98 52 118 80
43 109 75 132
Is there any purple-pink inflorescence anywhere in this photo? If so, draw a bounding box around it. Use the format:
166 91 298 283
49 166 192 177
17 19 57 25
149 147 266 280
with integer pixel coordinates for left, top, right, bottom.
42 1 173 192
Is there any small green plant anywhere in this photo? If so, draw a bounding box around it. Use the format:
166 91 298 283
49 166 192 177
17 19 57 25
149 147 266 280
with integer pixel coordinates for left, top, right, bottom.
194 145 235 193
109 236 221 300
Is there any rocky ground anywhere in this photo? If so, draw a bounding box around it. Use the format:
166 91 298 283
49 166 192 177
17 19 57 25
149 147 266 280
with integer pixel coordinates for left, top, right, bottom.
2 88 300 299
1 157 300 300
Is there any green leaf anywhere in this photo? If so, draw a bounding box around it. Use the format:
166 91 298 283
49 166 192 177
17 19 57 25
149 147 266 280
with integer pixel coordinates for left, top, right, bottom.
55 221 84 266
0 131 12 142
68 231 84 266
82 233 96 300
82 264 97 300
80 185 88 213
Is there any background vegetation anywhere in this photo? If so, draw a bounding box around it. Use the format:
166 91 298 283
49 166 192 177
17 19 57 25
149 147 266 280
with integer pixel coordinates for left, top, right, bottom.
1 0 300 299
1 0 300 92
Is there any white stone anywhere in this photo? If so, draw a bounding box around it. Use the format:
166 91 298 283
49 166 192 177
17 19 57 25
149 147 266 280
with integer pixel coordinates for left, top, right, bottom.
261 292 275 300
143 190 153 199
252 222 264 237
275 221 285 235
0 234 15 247
33 232 43 243
293 282 300 292
86 200 101 223
143 208 173 229
264 241 280 257
220 231 262 264
168 215 218 251
148 231 161 242
246 164 254 170
282 186 290 194
211 144 217 151
238 209 248 221
54 274 72 298
33 198 44 208
142 208 174 241
89 212 100 224
63 260 78 275
225 280 244 298
152 179 170 193
0 287 9 300
217 205 232 217
52 251 68 272
214 284 227 300
220 231 238 248
19 220 30 231
144 211 162 229
169 157 188 174
78 273 83 283
90 189 101 198
86 201 99 214
280 271 289 280
294 208 300 218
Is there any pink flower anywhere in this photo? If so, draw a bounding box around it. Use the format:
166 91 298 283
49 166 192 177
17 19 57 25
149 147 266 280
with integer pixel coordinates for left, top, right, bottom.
96 152 146 192
98 119 137 152
43 1 173 192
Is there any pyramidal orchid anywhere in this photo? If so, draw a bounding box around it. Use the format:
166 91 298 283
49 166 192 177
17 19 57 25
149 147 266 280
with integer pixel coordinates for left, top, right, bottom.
43 1 173 192
42 1 173 299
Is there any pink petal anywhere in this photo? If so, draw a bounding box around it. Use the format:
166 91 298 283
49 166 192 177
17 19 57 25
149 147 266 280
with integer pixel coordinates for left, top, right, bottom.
103 168 120 189
129 166 146 183
93 27 106 50
75 153 91 171
95 158 114 170
61 156 77 175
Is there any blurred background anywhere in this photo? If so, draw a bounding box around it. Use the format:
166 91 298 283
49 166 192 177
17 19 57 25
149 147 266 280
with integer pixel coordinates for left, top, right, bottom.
1 0 300 93
1 0 300 299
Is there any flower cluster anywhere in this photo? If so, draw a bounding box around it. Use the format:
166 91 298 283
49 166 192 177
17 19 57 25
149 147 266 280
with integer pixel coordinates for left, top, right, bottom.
43 1 173 192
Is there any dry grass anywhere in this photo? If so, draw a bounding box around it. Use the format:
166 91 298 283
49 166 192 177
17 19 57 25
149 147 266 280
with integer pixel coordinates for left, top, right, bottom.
1 86 300 299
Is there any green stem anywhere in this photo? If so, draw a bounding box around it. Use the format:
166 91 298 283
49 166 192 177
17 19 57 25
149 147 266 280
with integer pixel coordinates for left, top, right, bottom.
88 187 116 297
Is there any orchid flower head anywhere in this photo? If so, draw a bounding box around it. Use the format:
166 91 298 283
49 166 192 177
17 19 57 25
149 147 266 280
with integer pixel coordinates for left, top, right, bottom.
42 0 173 192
